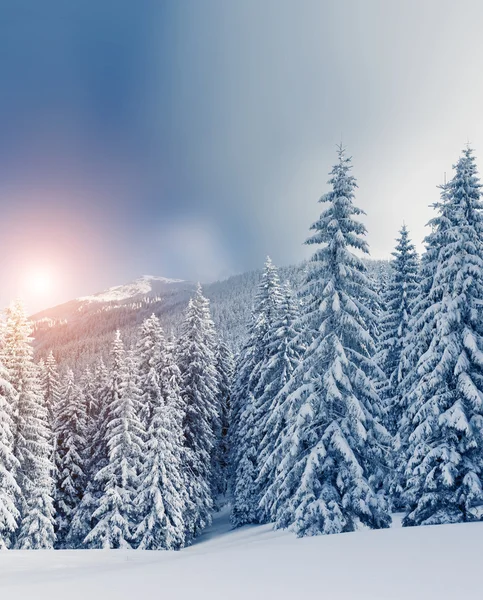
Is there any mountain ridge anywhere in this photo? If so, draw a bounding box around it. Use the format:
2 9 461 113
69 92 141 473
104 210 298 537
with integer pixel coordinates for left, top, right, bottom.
31 259 390 370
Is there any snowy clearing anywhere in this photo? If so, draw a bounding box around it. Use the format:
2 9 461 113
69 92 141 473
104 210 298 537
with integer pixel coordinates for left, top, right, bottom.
1 508 481 600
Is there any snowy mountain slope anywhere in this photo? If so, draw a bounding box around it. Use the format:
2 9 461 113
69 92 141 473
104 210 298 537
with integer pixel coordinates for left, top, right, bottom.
0 508 481 599
78 275 185 303
30 259 389 369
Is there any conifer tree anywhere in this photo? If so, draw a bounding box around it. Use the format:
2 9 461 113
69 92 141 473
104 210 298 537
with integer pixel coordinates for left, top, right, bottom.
378 225 419 434
403 147 483 526
2 301 56 549
178 285 219 539
135 319 187 550
68 358 110 546
84 332 144 548
135 314 164 433
41 351 61 429
40 351 61 483
230 257 283 526
80 366 98 439
392 182 452 508
55 368 87 548
0 361 19 549
212 339 235 499
257 282 305 521
271 147 391 536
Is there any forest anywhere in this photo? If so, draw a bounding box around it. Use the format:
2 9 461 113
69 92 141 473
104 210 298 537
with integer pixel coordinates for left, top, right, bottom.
1 144 482 549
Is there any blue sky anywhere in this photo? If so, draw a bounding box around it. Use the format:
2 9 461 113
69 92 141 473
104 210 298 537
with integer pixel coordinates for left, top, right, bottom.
1 0 483 311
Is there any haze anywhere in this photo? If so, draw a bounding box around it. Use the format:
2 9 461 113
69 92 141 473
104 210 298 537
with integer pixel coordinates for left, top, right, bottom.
0 0 482 312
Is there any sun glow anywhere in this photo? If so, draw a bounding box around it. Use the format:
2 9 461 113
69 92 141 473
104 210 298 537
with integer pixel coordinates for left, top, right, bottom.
24 266 56 297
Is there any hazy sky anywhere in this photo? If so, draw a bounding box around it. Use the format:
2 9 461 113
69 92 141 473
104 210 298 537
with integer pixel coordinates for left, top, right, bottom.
1 0 483 312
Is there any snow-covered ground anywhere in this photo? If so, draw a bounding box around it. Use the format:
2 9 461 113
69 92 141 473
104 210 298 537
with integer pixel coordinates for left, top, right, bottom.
1 508 481 599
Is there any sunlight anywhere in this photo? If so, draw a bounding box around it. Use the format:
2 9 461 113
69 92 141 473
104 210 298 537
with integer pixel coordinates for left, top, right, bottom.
24 266 56 297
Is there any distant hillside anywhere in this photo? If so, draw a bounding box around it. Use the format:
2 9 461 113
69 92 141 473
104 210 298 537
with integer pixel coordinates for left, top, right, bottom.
31 259 390 371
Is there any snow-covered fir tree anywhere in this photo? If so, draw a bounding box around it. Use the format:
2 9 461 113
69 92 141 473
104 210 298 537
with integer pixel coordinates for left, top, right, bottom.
135 314 165 433
212 339 235 499
257 282 305 522
0 360 19 549
41 351 61 430
84 332 144 548
80 366 99 441
2 301 55 548
135 317 187 550
55 368 87 548
68 358 111 546
378 225 419 434
391 182 452 509
230 257 284 526
178 285 219 539
39 350 62 484
402 147 483 526
269 147 391 536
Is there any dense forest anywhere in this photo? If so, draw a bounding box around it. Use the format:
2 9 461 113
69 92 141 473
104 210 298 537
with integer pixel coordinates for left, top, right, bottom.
1 145 482 549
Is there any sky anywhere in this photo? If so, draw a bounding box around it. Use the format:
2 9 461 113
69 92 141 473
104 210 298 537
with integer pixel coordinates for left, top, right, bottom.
1 0 483 312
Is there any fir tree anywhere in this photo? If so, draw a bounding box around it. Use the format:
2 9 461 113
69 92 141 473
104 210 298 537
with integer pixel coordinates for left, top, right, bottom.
81 366 99 439
68 358 110 547
84 332 144 548
271 147 391 536
2 301 55 549
55 368 87 548
178 285 219 539
40 351 61 486
403 147 483 526
230 257 284 526
41 351 61 430
212 339 235 500
378 225 419 434
257 282 305 522
135 314 165 433
392 182 452 508
135 320 187 550
0 361 19 549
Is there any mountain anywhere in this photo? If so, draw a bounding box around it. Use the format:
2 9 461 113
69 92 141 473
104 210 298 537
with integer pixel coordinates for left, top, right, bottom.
77 275 186 303
31 260 390 370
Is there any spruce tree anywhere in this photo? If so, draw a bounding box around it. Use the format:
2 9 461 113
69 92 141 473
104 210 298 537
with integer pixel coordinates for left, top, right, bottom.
84 332 144 548
271 147 391 536
212 339 235 500
41 351 61 430
392 182 452 508
378 225 419 434
55 368 87 548
403 147 483 526
257 282 305 522
0 361 19 548
178 285 219 539
81 366 99 440
40 351 61 487
230 257 283 526
69 358 110 546
135 320 187 550
135 314 165 433
2 301 55 549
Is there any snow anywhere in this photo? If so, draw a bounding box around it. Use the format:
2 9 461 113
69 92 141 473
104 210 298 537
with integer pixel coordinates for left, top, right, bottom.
1 507 482 599
78 276 185 303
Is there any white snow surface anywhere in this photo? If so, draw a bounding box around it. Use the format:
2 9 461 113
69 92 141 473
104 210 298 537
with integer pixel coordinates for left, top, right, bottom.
78 275 185 303
1 508 482 599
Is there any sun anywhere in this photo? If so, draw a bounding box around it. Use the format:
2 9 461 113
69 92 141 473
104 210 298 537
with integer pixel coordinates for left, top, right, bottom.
25 267 55 296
